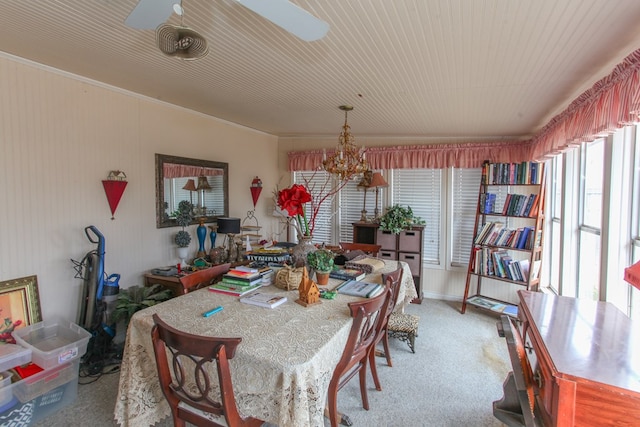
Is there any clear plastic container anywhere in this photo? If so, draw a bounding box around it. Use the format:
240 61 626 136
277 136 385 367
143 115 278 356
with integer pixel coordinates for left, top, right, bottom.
12 321 90 370
0 343 31 372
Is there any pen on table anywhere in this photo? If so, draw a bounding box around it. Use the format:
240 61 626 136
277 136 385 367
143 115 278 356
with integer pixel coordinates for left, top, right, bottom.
202 306 223 317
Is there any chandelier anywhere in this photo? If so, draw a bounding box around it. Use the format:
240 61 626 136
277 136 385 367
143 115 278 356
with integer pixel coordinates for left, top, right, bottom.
322 105 368 180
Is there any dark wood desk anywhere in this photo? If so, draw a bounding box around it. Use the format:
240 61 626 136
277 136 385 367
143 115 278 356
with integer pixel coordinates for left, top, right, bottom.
517 290 640 426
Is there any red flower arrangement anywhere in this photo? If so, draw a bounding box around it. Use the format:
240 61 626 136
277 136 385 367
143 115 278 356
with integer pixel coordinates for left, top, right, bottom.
277 171 354 239
277 184 313 236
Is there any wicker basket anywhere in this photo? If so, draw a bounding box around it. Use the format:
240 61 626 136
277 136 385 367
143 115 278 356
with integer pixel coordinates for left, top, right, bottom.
274 265 305 290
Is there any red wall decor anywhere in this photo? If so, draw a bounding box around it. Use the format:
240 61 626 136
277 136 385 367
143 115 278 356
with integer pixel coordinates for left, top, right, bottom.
102 170 128 220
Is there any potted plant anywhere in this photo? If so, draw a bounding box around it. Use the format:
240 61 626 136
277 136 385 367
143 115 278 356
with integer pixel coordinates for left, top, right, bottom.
112 284 173 327
307 248 335 285
378 204 425 234
174 200 194 266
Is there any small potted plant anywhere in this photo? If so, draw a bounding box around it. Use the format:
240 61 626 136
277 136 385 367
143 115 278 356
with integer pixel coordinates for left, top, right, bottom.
307 248 335 286
174 200 194 266
378 204 425 234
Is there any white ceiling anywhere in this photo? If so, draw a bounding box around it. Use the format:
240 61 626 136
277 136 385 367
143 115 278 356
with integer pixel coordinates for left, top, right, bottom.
1 0 640 140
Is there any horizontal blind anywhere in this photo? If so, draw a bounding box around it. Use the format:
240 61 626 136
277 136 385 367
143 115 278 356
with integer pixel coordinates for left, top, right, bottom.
339 172 381 243
391 169 441 264
451 168 482 266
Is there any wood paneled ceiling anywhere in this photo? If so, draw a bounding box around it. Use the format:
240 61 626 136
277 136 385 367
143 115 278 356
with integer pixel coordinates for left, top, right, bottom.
1 0 640 139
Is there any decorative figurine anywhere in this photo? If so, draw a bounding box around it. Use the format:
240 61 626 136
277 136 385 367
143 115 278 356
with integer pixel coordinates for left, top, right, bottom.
296 267 321 307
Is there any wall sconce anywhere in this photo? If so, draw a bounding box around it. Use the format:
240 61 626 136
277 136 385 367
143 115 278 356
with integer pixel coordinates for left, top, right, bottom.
102 170 128 220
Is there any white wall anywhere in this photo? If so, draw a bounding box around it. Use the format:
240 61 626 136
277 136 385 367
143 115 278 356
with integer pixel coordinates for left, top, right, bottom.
0 53 280 322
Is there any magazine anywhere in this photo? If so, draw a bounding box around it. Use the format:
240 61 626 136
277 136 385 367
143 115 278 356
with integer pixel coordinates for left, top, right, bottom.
335 280 383 298
240 292 287 308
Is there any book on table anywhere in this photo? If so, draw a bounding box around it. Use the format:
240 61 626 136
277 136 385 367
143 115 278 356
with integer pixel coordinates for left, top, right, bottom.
329 268 366 281
239 292 287 309
335 280 383 298
209 282 262 296
221 275 263 287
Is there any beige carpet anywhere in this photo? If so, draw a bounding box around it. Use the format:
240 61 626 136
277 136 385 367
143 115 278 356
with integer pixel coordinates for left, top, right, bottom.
33 299 510 427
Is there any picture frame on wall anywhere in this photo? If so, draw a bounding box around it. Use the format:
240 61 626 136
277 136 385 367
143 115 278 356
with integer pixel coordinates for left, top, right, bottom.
0 275 42 344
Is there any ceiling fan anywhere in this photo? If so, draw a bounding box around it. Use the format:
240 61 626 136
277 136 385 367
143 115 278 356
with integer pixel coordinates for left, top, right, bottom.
125 0 330 42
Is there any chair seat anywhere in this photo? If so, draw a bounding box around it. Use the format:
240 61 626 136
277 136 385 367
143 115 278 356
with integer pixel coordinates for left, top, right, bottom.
387 312 419 353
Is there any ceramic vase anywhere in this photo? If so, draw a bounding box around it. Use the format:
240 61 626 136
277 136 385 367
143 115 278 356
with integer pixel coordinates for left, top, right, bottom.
292 235 316 268
176 246 189 269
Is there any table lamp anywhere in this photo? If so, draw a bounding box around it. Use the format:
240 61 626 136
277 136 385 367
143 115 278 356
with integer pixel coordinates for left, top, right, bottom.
369 172 388 219
217 217 241 261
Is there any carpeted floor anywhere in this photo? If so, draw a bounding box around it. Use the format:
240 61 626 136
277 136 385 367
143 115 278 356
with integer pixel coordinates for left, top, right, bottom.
34 299 510 427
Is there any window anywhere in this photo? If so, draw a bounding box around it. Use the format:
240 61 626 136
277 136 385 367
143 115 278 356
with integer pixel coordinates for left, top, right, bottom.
391 169 442 265
450 168 481 267
549 155 563 293
577 138 604 300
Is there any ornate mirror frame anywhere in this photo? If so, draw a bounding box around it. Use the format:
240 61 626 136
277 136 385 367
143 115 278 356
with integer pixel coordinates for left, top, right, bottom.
155 153 229 228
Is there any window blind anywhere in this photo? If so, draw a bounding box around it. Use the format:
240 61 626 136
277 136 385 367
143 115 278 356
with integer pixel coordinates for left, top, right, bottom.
451 168 481 267
391 169 441 264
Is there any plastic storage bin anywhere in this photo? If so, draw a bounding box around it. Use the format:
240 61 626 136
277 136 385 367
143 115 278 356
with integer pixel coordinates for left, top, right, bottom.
0 359 79 425
0 343 31 372
12 321 91 370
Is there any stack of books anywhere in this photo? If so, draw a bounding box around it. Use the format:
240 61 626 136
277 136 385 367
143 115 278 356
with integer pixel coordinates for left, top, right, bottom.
209 266 263 296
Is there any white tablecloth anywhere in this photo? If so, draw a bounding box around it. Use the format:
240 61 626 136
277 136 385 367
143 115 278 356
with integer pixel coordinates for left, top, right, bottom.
114 261 416 427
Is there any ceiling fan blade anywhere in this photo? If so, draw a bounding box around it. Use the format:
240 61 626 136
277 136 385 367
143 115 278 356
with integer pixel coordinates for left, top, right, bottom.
236 0 329 42
125 0 177 30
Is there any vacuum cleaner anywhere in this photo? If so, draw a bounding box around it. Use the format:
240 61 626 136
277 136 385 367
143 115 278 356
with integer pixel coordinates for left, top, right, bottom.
73 225 121 373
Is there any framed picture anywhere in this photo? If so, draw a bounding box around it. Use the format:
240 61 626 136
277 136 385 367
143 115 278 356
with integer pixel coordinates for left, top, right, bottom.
0 275 42 344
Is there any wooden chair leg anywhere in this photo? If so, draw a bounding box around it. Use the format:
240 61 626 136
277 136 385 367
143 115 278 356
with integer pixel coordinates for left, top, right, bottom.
327 380 340 427
359 361 370 410
382 332 393 367
369 347 382 391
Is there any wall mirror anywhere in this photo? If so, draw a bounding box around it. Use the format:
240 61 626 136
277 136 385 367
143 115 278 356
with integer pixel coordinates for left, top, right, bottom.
156 153 229 228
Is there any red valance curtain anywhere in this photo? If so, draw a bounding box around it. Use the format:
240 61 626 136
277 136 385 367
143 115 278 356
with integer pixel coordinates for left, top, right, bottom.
531 49 640 159
163 163 224 178
289 48 640 171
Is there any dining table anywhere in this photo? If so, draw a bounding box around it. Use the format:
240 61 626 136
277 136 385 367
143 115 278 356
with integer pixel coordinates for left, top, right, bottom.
114 260 416 427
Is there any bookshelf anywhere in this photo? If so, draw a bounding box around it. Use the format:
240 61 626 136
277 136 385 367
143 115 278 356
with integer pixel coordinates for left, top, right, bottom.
461 161 545 317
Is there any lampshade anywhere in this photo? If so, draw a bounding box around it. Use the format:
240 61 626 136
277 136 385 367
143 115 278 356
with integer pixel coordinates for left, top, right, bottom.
369 172 388 188
182 179 197 191
624 259 640 291
196 176 212 191
217 217 240 234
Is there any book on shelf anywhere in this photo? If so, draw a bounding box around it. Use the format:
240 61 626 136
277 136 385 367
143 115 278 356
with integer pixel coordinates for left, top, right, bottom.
239 292 287 309
336 280 383 298
209 282 262 296
329 268 366 281
466 295 518 317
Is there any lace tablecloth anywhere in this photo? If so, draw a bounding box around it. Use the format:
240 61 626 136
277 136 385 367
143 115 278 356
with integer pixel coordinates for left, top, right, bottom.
114 261 416 427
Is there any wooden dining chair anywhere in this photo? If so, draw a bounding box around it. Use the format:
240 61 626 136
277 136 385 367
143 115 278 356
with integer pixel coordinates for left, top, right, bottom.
326 287 391 427
339 242 382 257
151 313 266 427
368 266 404 391
178 263 231 295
